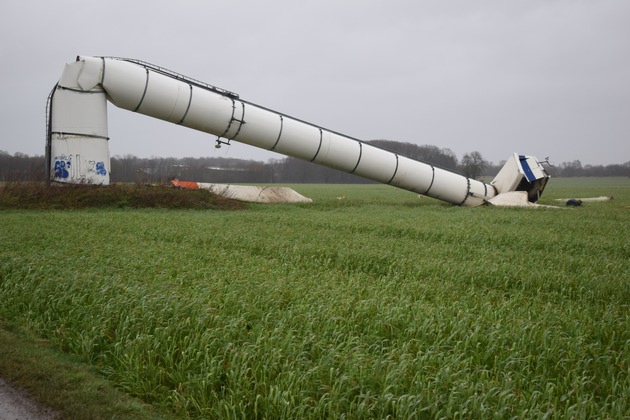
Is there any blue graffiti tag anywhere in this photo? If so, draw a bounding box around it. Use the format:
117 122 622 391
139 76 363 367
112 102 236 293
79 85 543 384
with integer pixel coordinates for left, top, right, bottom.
95 161 107 176
54 160 70 178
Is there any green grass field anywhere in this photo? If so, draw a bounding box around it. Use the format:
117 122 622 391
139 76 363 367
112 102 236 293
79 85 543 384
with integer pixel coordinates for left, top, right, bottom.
1 178 628 418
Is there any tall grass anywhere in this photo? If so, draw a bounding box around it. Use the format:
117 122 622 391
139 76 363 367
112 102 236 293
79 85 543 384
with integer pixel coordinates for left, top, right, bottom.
1 179 628 418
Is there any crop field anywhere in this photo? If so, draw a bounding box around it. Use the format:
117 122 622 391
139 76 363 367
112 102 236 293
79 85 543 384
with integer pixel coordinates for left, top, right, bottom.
1 178 629 418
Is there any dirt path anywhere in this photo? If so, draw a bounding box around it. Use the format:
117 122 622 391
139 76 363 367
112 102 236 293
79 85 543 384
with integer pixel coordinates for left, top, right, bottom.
0 378 57 420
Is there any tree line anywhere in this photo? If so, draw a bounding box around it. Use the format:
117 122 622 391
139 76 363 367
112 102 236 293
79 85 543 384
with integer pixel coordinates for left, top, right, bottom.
1 142 628 183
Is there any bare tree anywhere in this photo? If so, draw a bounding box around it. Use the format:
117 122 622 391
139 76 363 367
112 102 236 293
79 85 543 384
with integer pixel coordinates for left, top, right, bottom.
460 151 487 180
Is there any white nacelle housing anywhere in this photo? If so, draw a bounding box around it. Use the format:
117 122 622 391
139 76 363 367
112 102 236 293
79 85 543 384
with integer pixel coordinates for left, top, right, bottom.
47 56 550 206
491 153 550 202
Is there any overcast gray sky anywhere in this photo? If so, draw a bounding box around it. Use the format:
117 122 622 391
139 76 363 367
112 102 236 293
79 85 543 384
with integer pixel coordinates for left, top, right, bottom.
1 0 628 165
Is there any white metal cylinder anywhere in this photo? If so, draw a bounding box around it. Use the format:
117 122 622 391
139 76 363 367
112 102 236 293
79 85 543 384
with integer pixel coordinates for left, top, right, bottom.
50 59 110 184
51 56 504 205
